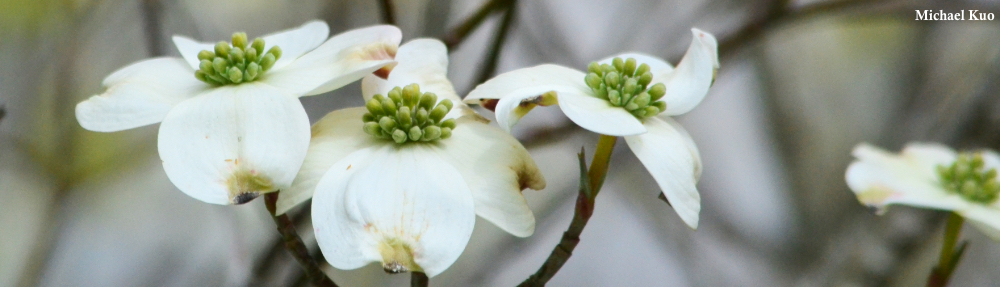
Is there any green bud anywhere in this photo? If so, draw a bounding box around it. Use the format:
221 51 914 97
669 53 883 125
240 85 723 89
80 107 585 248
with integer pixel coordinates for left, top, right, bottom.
403 84 420 103
439 99 454 112
252 38 266 54
195 70 210 83
362 113 375 122
638 72 653 87
601 64 615 75
648 83 666 101
246 62 260 80
643 106 660 116
419 93 437 110
381 98 397 114
605 72 620 88
422 126 441 141
415 108 429 125
363 122 381 136
392 129 408 144
379 116 396 132
232 32 248 48
635 63 650 77
230 46 245 63
623 78 638 95
632 92 651 108
228 67 243 83
366 98 384 115
440 118 456 129
388 89 403 104
608 90 621 106
198 50 215 61
397 106 412 127
213 57 228 74
267 46 283 60
594 85 608 100
430 105 448 122
200 60 215 74
440 127 452 139
259 54 276 71
612 57 624 72
245 47 258 62
408 126 423 141
624 58 637 76
652 101 667 112
632 109 647 118
588 62 602 75
962 180 978 196
215 42 231 57
973 155 985 169
624 98 639 111
585 73 602 89
987 169 998 180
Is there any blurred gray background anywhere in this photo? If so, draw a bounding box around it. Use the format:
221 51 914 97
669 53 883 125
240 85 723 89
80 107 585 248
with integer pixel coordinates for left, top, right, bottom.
2 0 1000 286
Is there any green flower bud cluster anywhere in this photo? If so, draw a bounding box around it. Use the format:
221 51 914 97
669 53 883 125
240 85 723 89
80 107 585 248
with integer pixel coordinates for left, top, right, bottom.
194 32 283 85
585 57 667 118
363 84 457 144
937 152 1000 204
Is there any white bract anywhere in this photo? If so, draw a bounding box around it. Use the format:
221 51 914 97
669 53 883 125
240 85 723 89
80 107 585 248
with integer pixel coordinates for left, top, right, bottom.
75 21 402 205
277 39 545 276
846 143 1000 240
464 29 719 229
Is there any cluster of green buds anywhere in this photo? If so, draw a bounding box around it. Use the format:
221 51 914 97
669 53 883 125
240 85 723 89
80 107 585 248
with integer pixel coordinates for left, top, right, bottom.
363 84 457 144
937 152 1000 204
585 57 667 118
195 32 282 85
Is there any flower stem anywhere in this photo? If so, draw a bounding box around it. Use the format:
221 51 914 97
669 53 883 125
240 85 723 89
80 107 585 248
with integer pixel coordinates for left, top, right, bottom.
439 0 510 50
411 272 429 287
377 0 396 25
519 135 617 287
263 193 337 287
927 212 967 287
473 0 517 86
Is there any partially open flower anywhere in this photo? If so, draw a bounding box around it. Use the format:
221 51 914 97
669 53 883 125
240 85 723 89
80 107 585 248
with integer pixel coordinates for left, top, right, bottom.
276 39 545 276
464 29 719 229
846 143 1000 240
75 21 402 205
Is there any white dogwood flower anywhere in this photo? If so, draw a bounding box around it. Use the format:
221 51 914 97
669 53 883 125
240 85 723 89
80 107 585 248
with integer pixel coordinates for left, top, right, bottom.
846 143 1000 240
277 39 545 276
463 29 718 229
75 21 402 205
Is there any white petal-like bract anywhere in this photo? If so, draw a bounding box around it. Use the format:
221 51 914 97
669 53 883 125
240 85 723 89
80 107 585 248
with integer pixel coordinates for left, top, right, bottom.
157 83 310 205
557 92 646 136
659 29 719 116
624 117 702 229
76 58 207 132
312 145 476 277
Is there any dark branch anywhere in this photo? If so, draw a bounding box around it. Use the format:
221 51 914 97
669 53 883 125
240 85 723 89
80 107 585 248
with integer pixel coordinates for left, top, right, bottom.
140 0 164 56
472 0 517 88
377 0 396 25
264 193 337 287
411 272 429 287
439 0 510 50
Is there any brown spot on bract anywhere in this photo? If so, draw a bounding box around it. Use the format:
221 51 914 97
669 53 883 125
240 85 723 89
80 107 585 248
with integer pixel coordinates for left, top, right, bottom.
481 99 499 112
347 164 352 170
225 159 233 163
373 63 396 79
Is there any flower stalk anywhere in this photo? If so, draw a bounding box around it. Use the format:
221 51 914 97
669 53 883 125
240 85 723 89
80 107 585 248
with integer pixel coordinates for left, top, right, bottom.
520 135 617 286
927 212 968 287
263 193 337 287
411 272 429 287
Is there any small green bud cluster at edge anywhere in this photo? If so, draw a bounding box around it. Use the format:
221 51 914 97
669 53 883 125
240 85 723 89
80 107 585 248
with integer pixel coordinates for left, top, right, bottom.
194 32 283 85
584 57 668 118
363 84 457 144
937 152 1000 204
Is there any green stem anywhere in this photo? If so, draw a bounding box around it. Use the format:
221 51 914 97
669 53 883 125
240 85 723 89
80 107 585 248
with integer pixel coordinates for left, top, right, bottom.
264 193 338 287
411 272 429 287
519 135 617 287
927 212 965 287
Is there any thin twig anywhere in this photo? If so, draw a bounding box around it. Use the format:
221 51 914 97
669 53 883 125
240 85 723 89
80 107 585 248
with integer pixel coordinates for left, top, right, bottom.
439 0 509 50
140 0 164 56
252 203 312 283
264 193 337 287
472 0 517 88
377 0 396 25
411 272 429 287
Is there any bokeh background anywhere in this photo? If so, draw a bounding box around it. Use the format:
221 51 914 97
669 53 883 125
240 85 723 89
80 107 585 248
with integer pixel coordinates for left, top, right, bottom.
2 0 1000 286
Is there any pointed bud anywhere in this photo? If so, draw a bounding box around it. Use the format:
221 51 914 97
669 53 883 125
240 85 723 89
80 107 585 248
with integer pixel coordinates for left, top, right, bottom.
228 67 243 83
215 42 231 57
260 54 276 71
430 105 448 122
198 50 215 61
252 38 265 54
585 73 602 89
612 57 624 72
649 83 666 101
419 92 437 110
379 116 396 132
441 118 456 129
422 126 441 141
407 126 423 141
392 129 408 144
624 58 637 76
232 32 248 48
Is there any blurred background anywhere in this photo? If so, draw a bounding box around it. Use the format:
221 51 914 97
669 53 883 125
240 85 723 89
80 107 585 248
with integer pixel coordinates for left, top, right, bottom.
2 0 1000 286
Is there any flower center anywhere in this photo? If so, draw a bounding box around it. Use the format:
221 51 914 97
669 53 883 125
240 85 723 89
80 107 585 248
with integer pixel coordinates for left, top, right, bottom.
194 32 283 86
362 84 456 144
378 237 420 274
584 57 667 118
937 152 1000 204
